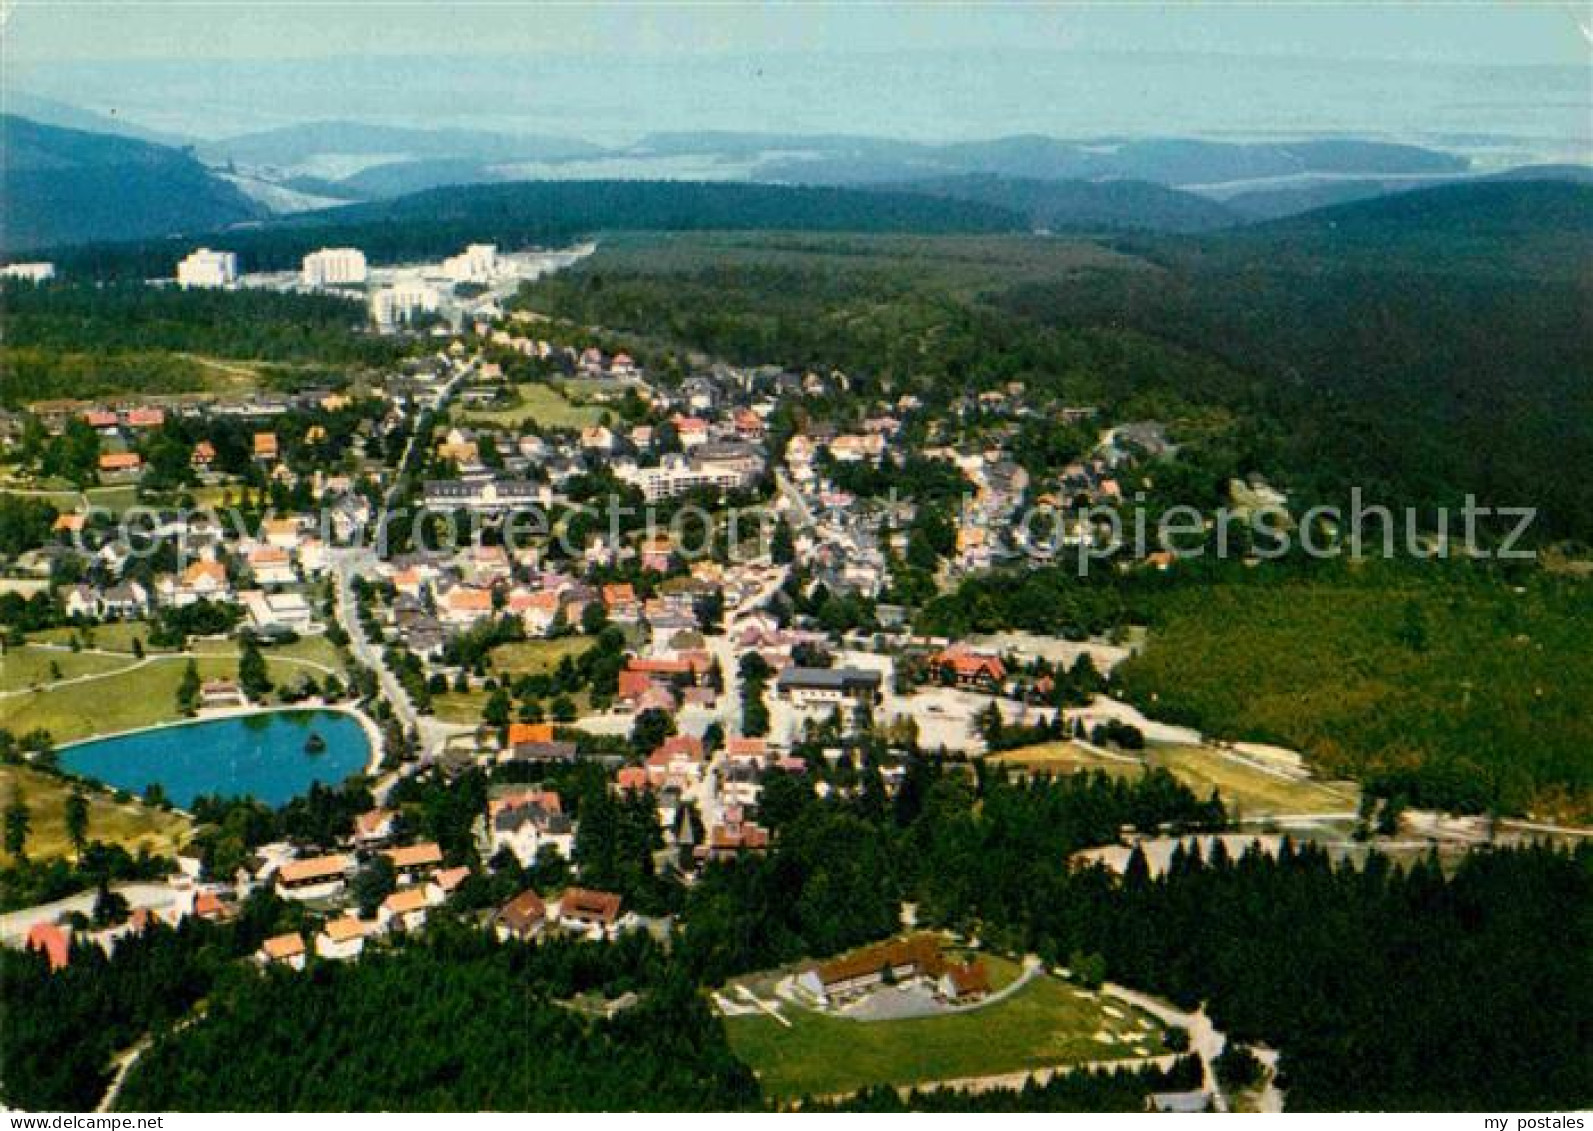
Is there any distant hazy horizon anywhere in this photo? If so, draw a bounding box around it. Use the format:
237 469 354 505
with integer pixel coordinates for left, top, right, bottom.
4 5 1589 166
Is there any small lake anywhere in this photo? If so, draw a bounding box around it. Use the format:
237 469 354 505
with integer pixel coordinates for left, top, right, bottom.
59 710 371 808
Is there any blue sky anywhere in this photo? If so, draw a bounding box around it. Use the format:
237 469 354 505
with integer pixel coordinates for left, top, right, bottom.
7 3 1589 66
4 3 1588 154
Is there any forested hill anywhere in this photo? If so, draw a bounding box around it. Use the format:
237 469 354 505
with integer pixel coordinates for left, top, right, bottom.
297 177 1026 233
0 116 262 252
42 178 1027 278
879 174 1240 233
1003 179 1593 540
1211 178 1593 279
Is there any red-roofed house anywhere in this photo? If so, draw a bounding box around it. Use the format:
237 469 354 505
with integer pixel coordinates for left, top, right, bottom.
379 887 431 932
253 432 279 461
193 890 235 921
615 765 651 793
939 959 992 1002
700 815 771 862
507 722 555 747
25 922 70 970
382 842 444 881
510 589 562 636
627 653 712 685
440 585 494 626
616 670 656 707
259 932 307 970
733 408 765 441
275 853 352 900
725 737 769 764
98 451 142 475
602 583 640 622
929 647 1008 690
427 866 472 903
315 916 371 961
557 887 624 939
672 415 709 448
646 734 705 786
354 808 398 848
494 889 548 942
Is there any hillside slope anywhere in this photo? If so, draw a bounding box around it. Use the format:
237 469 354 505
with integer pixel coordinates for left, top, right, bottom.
1224 179 1593 277
197 120 605 168
0 115 262 251
39 178 1028 277
1003 180 1593 538
884 174 1239 233
299 178 1025 234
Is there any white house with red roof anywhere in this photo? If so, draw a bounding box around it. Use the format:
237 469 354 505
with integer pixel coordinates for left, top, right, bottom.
258 932 307 970
315 916 371 961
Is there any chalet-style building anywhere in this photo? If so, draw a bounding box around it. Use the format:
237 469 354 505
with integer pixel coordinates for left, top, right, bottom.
494 889 548 942
556 887 624 940
797 935 945 1003
275 853 353 900
929 647 1008 690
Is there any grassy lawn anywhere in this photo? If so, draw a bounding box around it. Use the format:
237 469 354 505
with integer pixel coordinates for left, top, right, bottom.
431 687 589 727
989 741 1141 777
191 633 346 675
0 646 137 693
0 762 192 860
988 739 1356 817
0 655 331 744
32 622 160 654
0 488 84 510
272 634 347 674
458 381 604 430
726 961 1164 1099
32 625 345 677
428 638 596 723
490 636 592 675
81 485 142 514
431 690 488 725
1147 745 1358 818
188 483 249 509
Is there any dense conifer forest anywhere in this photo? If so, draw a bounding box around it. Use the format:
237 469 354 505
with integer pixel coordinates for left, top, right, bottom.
5 760 1585 1112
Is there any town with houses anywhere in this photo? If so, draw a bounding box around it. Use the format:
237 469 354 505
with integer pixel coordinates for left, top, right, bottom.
2 243 1184 971
3 227 1573 1116
3 5 1586 1113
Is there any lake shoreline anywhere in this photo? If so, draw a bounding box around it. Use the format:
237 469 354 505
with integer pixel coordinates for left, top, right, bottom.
54 700 380 763
55 704 379 809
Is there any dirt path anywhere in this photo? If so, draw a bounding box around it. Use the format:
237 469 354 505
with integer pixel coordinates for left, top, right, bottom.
0 647 341 700
1100 982 1230 1112
811 1051 1181 1104
0 655 153 699
97 1035 152 1113
97 1004 208 1112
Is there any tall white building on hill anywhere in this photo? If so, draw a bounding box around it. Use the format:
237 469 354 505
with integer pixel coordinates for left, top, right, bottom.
371 282 440 326
442 243 499 283
176 248 238 288
302 247 368 287
1 262 56 283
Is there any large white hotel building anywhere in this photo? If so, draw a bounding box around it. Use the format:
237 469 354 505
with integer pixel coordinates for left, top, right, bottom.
176 248 238 288
302 247 369 287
